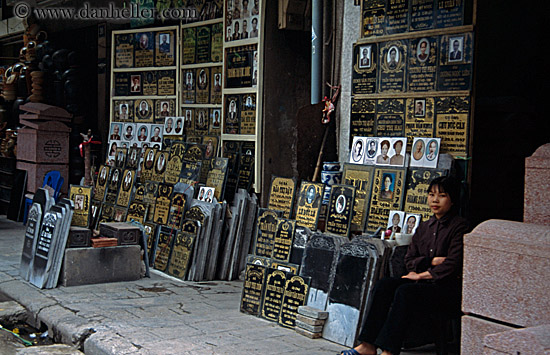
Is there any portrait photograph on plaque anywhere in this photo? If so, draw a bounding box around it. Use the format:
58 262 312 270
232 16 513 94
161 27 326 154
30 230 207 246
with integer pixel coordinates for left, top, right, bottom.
410 137 441 168
210 66 222 104
155 30 175 67
69 185 92 228
375 98 405 137
197 187 215 203
115 33 134 68
366 167 406 233
388 137 407 167
117 169 136 207
182 69 195 104
195 67 210 104
350 136 366 165
114 147 128 169
375 138 391 166
386 210 405 236
129 74 142 95
210 109 221 134
352 43 377 95
364 137 378 165
408 36 438 92
342 163 375 232
405 97 435 150
350 98 376 144
127 147 141 170
134 99 154 123
325 185 355 237
295 181 324 230
195 109 209 136
142 71 157 96
134 31 154 67
379 40 407 92
114 101 133 122
155 100 176 123
403 213 422 235
224 95 240 134
435 96 470 158
109 122 123 141
163 116 177 136
438 32 473 91
240 93 256 135
122 123 135 143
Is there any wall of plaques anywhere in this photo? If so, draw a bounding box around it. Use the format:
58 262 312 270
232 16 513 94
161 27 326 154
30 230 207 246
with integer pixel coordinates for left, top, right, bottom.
350 0 476 161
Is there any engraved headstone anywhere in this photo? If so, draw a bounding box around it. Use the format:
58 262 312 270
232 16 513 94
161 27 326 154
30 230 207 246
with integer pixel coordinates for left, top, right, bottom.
117 169 136 207
409 0 435 31
237 154 254 191
366 168 407 232
407 36 438 92
361 0 385 37
206 157 229 201
260 268 287 322
271 218 296 262
69 185 92 227
105 168 123 205
436 0 464 28
167 193 186 229
350 98 376 144
167 219 199 279
114 33 134 68
290 226 312 267
352 43 378 95
342 164 375 233
326 185 356 238
437 32 474 91
267 176 297 219
253 208 281 258
435 96 470 158
19 202 43 280
153 183 173 225
279 275 310 328
385 0 408 34
378 40 407 93
95 165 110 201
153 226 176 272
240 263 267 316
126 201 147 224
375 99 405 137
29 209 62 288
295 182 324 231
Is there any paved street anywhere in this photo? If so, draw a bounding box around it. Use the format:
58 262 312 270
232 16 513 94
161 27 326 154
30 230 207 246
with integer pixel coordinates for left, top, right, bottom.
0 216 438 354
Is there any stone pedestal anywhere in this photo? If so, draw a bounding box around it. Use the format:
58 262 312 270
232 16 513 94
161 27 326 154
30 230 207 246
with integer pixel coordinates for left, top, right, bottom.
461 316 514 355
524 143 550 225
483 324 550 354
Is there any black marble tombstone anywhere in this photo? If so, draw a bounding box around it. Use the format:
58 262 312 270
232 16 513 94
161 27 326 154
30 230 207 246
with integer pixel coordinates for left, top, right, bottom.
260 268 287 322
240 263 267 316
279 274 311 328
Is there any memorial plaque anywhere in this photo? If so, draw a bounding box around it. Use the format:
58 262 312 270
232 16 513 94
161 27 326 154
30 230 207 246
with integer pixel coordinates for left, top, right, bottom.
410 0 435 31
279 275 310 328
195 108 209 136
205 158 229 201
155 100 175 124
352 43 378 95
438 32 474 91
69 185 92 227
116 169 136 207
165 153 183 185
379 40 407 93
408 36 438 92
260 268 286 322
143 182 158 222
179 160 202 186
126 201 147 224
20 203 42 280
210 22 223 62
155 30 175 67
210 66 222 104
153 183 173 225
271 218 296 262
151 150 169 182
240 93 256 134
182 27 196 64
154 226 176 272
157 70 176 96
350 98 376 146
114 100 133 122
114 147 128 169
133 183 145 202
140 147 157 181
29 210 61 288
435 96 470 157
184 143 206 162
343 164 375 232
270 261 300 274
142 71 157 96
436 0 464 28
295 182 323 231
128 72 142 96
167 220 199 279
115 33 134 68
326 185 356 237
375 99 405 137
196 25 211 63
404 168 447 221
105 168 123 205
240 263 267 315
112 206 127 222
182 69 195 104
134 99 154 123
253 208 281 258
405 97 435 150
98 203 115 225
134 31 154 67
386 0 409 34
267 176 296 219
224 94 240 134
167 193 186 229
237 154 254 191
127 147 141 170
361 0 385 37
114 72 130 97
366 167 407 232
196 67 210 104
144 222 157 262
225 45 255 88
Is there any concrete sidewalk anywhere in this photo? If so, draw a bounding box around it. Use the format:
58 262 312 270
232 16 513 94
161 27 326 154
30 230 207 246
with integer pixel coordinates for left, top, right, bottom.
0 216 438 354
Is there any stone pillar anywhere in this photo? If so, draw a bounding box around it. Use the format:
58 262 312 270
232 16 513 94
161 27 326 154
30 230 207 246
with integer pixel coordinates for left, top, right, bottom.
524 143 550 225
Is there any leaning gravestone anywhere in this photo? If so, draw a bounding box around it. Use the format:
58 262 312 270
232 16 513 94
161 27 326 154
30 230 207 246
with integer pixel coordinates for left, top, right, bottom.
46 200 73 289
271 218 296 263
153 226 177 272
322 237 378 347
279 274 311 328
295 181 324 231
267 176 297 219
252 208 281 258
300 233 346 311
260 268 287 322
29 208 62 289
167 219 199 280
240 263 267 316
325 184 356 238
290 226 312 266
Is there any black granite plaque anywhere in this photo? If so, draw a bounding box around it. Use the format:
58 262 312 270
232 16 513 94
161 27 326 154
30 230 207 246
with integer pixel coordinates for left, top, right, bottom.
326 185 356 237
144 222 157 263
95 165 110 201
115 33 134 68
279 275 310 328
352 43 378 95
134 31 154 67
154 226 176 272
210 22 223 62
410 0 435 31
272 218 296 262
437 32 473 91
142 71 157 96
127 147 141 170
267 176 297 219
350 98 376 147
195 108 209 136
153 183 173 225
225 45 255 88
117 169 135 207
436 0 464 28
69 185 92 228
342 164 375 232
375 99 405 137
210 66 223 104
206 157 229 201
157 70 176 96
435 96 470 158
134 99 154 123
114 100 134 123
224 94 241 134
404 167 447 221
105 168 123 205
143 182 158 222
366 167 407 232
167 219 199 279
182 27 196 64
184 143 206 162
240 263 267 316
253 208 281 258
196 25 211 63
165 154 182 185
405 97 435 150
240 93 256 134
361 0 386 37
237 154 254 191
182 69 195 104
126 201 147 224
98 203 115 225
295 182 323 231
151 150 169 183
140 147 157 182
179 160 202 186
386 0 409 34
379 40 407 93
260 268 287 322
20 203 42 280
114 148 128 169
408 36 438 92
155 30 175 67
196 67 210 104
29 210 60 288
167 193 186 229
114 72 130 97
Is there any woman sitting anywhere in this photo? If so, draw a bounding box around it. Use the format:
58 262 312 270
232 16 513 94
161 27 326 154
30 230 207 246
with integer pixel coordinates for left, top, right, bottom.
341 176 469 355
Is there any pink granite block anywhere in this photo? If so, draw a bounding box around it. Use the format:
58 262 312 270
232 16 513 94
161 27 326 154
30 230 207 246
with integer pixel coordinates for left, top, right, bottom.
484 324 550 354
463 220 550 327
461 315 514 355
525 143 550 226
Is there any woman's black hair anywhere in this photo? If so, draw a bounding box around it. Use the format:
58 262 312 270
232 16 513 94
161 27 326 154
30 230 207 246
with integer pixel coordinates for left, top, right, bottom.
428 176 460 206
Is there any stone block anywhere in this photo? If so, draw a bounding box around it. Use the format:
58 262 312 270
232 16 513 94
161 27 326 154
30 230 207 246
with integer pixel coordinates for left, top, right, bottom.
461 315 514 355
296 313 325 326
297 305 328 320
295 326 322 339
483 324 550 354
463 220 550 327
61 246 141 286
524 143 550 226
295 319 324 333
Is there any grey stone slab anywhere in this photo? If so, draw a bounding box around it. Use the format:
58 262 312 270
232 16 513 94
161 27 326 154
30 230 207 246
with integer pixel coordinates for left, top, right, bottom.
15 344 83 354
0 300 26 323
19 203 42 281
295 319 324 333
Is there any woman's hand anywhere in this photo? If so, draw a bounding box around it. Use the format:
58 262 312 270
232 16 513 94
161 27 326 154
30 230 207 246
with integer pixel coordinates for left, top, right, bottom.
402 271 433 281
431 257 446 266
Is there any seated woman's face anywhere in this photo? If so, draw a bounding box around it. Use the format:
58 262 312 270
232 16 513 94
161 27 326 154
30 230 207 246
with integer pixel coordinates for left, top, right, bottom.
428 185 452 217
